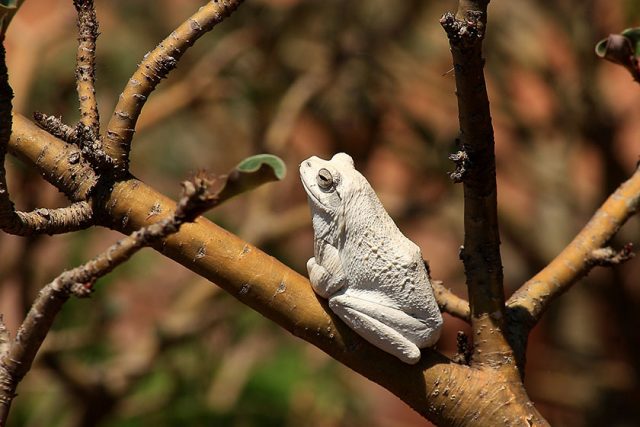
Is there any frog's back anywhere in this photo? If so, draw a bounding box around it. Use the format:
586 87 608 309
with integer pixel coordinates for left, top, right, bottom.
340 188 437 312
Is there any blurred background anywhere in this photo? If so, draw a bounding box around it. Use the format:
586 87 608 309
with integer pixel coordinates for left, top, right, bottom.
0 0 639 425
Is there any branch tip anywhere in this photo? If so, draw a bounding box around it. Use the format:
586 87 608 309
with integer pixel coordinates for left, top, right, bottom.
508 169 640 327
431 280 471 322
589 243 635 267
33 112 77 144
440 10 485 48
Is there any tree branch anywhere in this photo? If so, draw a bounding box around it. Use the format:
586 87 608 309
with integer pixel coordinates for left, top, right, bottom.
103 0 245 174
32 111 77 144
0 174 221 425
441 0 516 372
0 40 95 235
432 281 470 322
0 202 94 236
508 167 640 328
8 113 549 426
73 0 100 135
0 316 8 357
11 114 97 202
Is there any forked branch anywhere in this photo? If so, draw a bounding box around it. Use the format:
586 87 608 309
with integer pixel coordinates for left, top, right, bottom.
0 39 94 235
7 113 550 426
0 175 223 425
508 167 640 328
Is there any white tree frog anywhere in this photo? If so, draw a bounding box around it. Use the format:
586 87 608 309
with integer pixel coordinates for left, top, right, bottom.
300 153 443 364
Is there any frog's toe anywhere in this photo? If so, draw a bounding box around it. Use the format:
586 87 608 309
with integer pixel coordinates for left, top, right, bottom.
306 257 317 275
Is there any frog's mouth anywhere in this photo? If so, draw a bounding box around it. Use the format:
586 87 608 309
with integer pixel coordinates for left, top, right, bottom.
300 177 325 207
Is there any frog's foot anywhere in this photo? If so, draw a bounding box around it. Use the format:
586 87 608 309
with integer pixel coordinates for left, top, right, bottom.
328 294 439 364
306 257 345 299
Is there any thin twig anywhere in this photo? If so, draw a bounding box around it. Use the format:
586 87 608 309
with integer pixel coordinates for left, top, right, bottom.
508 167 640 327
0 202 94 236
104 0 245 173
0 175 221 424
136 27 257 134
33 112 77 144
589 244 635 267
431 281 470 322
0 42 94 236
73 0 100 135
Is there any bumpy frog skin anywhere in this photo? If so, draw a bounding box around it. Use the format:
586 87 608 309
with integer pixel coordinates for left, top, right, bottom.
300 153 443 364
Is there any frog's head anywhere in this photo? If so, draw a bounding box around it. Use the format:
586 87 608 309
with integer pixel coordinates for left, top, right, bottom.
299 153 362 244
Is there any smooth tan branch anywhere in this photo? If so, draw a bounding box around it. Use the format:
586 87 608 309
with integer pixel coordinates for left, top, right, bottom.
508 167 640 325
432 281 470 322
103 0 245 173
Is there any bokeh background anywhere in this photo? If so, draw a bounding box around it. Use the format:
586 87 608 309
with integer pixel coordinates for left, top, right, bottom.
0 0 639 426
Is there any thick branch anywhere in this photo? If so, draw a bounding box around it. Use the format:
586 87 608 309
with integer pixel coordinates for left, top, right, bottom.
441 1 514 371
11 114 97 201
73 0 100 135
9 114 548 426
508 167 640 327
103 0 245 173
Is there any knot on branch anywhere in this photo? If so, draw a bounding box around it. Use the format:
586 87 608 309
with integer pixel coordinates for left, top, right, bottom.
440 11 485 48
69 281 95 298
75 124 115 170
175 173 221 223
589 243 635 266
452 331 472 365
448 148 469 183
33 113 115 172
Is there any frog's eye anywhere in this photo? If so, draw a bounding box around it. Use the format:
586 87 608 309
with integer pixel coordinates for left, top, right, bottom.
316 168 334 190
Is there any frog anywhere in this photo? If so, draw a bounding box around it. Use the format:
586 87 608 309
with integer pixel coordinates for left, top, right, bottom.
299 152 443 364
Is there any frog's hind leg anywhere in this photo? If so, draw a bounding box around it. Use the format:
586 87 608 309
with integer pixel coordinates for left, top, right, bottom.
328 295 423 364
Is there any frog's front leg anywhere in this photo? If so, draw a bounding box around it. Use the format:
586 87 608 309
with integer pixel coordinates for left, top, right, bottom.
328 294 440 364
307 244 346 299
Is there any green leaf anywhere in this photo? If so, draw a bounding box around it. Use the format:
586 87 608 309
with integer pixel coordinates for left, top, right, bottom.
236 154 287 180
622 27 640 56
595 38 608 58
595 33 634 64
217 154 286 203
595 30 640 81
